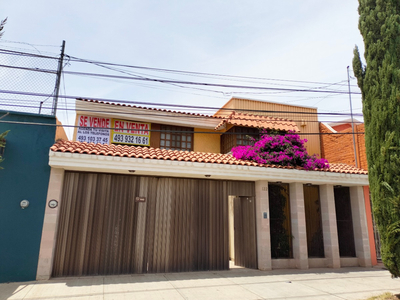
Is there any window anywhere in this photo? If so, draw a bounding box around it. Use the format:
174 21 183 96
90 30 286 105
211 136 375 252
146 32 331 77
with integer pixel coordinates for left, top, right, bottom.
304 185 324 258
334 186 356 257
221 127 259 154
269 183 293 259
160 125 193 151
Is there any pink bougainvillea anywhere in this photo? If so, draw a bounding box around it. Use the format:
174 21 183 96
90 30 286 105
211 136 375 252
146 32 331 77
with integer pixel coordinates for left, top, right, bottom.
231 131 329 170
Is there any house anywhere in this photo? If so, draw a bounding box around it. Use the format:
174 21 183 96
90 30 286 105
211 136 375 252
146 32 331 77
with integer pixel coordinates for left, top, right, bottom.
0 110 66 283
36 98 373 280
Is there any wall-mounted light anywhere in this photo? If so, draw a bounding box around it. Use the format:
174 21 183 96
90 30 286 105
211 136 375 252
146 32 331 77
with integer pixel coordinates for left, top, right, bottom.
275 181 282 184
205 175 211 178
20 200 29 209
305 183 312 187
128 170 136 173
334 185 343 188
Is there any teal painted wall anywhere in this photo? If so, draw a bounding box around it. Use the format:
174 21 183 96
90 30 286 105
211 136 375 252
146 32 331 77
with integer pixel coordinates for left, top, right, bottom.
0 111 56 283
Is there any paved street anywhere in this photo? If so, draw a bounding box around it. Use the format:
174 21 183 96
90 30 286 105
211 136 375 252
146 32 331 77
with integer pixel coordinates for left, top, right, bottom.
1 266 400 300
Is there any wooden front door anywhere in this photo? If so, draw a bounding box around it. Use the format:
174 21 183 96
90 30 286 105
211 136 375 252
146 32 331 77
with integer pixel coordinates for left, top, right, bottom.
233 196 257 268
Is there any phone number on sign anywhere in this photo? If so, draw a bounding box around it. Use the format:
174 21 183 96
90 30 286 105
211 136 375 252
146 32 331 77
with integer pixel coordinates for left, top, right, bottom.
113 134 149 145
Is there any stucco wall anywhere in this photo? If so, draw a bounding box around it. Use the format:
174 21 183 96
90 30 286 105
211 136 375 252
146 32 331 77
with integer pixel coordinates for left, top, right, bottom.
193 128 221 153
0 111 56 283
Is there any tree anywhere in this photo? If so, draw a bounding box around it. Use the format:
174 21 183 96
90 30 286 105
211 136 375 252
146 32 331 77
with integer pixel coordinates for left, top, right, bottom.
0 130 9 169
353 1 400 277
0 18 9 169
0 18 7 39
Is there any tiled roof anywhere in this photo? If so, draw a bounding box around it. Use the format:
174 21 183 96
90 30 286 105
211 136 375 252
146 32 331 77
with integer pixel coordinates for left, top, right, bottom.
51 140 368 175
327 163 368 174
78 99 299 132
214 111 299 132
78 99 221 119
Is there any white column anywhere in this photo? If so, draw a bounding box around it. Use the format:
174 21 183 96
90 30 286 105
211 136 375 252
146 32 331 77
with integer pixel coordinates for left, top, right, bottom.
350 186 372 267
319 184 340 268
289 183 309 269
255 181 271 270
36 168 65 280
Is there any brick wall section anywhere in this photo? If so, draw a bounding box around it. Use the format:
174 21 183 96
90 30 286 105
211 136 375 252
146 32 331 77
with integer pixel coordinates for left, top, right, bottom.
320 123 368 170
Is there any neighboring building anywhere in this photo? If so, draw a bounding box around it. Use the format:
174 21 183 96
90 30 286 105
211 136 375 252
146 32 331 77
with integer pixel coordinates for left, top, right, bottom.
36 98 373 280
0 111 59 283
320 121 367 170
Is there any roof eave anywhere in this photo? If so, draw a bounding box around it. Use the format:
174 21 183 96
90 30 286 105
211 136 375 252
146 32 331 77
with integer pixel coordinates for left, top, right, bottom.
75 100 222 129
49 151 369 186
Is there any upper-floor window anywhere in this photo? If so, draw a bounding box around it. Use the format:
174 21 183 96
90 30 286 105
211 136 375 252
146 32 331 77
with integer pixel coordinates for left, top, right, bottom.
160 125 193 151
221 127 259 154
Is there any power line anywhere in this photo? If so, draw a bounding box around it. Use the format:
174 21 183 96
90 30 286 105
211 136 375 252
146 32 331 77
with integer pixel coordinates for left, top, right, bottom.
67 54 361 88
0 90 364 117
0 102 366 124
0 119 365 136
69 54 354 93
0 46 360 88
0 63 362 95
0 95 361 115
0 48 59 60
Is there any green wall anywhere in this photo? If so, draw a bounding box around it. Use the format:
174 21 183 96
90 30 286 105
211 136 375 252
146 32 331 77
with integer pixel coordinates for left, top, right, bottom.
0 111 56 283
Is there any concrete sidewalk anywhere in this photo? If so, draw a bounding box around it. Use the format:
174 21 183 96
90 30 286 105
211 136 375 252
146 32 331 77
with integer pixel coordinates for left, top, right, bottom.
1 266 399 300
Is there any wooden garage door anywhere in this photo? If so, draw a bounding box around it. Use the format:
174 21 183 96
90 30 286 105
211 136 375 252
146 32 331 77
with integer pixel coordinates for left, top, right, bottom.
52 172 254 276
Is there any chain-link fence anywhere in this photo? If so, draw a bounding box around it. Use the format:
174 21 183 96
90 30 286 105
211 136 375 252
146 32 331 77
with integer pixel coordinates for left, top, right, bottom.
0 45 61 115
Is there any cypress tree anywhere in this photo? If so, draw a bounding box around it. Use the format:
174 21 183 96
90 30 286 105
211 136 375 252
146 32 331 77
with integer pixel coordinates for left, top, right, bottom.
353 0 400 277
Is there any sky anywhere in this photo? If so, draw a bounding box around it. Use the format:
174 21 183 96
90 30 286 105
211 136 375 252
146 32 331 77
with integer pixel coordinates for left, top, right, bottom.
0 1 365 138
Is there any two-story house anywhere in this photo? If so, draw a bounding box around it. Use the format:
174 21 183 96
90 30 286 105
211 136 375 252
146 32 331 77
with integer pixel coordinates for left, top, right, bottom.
36 98 373 280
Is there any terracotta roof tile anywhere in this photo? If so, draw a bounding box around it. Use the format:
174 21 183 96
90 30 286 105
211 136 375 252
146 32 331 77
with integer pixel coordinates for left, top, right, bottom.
214 111 299 132
51 140 368 175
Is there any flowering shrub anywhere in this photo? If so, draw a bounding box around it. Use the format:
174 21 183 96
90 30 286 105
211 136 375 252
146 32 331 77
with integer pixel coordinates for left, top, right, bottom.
231 131 329 170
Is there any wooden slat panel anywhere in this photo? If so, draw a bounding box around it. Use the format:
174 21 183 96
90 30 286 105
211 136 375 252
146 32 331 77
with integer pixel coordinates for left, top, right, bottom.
52 172 77 276
120 176 138 274
142 177 157 273
53 173 256 277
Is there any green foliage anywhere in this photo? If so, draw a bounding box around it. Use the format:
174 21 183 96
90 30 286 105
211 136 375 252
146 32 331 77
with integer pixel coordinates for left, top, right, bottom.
0 130 9 169
353 0 400 277
0 18 7 39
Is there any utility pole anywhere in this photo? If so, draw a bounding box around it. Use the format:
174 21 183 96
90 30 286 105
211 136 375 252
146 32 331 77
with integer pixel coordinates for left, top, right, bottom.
52 40 65 116
347 66 358 167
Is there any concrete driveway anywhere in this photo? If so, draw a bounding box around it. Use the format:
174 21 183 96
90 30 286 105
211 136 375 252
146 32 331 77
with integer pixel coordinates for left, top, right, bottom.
1 266 399 300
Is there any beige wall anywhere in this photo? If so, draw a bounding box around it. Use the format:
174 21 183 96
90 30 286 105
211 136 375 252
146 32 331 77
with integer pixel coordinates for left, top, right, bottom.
55 119 68 141
72 115 221 153
193 128 221 153
215 98 321 156
72 115 79 141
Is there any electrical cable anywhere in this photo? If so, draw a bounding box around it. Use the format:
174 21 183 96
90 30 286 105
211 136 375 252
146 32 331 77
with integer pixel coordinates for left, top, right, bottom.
0 89 364 117
0 102 365 125
0 119 365 136
67 54 361 88
0 63 362 95
0 46 360 88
